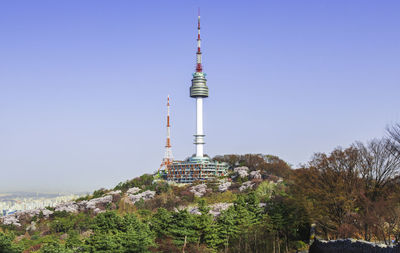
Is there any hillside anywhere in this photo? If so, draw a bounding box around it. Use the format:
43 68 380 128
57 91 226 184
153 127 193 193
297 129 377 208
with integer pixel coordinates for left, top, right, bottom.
2 134 400 253
1 154 310 253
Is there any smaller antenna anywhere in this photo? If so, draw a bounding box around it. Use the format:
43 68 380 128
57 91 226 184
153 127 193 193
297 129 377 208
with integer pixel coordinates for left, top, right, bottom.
158 95 173 173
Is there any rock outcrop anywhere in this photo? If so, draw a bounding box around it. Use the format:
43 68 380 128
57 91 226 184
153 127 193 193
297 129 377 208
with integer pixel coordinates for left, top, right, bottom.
310 239 400 253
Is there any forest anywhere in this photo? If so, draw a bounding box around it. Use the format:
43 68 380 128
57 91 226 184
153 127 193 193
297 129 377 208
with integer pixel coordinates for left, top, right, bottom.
1 123 400 253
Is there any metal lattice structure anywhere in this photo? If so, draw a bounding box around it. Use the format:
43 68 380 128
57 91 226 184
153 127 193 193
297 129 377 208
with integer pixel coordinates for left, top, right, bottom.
158 96 173 173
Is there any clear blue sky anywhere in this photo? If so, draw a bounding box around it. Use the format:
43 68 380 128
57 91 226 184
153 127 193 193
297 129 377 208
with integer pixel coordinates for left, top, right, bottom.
1 0 399 192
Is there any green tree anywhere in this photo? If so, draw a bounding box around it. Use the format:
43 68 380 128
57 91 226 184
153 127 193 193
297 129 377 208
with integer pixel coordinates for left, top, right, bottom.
204 223 223 250
92 211 124 232
233 195 254 228
65 230 85 251
0 232 22 253
168 210 199 246
256 180 277 201
216 207 239 251
196 199 213 245
40 241 74 253
50 217 74 233
120 213 155 252
150 208 172 239
268 196 310 252
245 192 263 220
86 211 155 253
86 232 124 253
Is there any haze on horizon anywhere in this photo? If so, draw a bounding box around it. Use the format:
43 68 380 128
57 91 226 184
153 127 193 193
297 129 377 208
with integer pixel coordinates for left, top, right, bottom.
1 0 399 193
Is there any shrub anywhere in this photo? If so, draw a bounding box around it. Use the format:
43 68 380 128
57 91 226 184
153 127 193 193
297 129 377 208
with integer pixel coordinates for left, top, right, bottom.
0 232 23 253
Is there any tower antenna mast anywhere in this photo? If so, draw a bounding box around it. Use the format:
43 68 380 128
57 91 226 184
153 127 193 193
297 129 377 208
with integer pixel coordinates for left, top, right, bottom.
196 7 202 73
158 95 173 173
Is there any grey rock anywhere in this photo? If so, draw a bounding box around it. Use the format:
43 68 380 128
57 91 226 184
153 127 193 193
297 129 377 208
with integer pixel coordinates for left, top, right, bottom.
310 239 399 253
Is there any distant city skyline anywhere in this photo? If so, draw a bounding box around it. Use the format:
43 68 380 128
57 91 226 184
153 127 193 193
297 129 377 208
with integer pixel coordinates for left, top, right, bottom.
1 0 399 192
0 192 80 217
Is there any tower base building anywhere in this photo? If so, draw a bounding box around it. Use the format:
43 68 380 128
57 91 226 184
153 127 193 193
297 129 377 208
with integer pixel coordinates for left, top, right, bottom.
166 157 227 184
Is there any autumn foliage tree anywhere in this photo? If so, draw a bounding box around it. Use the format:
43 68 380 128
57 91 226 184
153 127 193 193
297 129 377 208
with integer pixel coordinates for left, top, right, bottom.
291 138 400 242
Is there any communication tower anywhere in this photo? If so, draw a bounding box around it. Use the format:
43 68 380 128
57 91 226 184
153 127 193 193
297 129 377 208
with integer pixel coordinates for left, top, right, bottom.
158 96 173 173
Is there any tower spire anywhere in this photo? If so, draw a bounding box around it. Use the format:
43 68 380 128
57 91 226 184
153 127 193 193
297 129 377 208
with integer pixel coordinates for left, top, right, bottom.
196 8 203 73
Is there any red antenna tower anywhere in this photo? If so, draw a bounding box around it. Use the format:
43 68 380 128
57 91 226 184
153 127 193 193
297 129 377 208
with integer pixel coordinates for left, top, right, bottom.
196 8 203 73
158 95 173 173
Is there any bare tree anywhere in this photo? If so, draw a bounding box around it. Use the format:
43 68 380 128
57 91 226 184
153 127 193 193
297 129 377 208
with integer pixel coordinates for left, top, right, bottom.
355 139 400 198
388 123 400 158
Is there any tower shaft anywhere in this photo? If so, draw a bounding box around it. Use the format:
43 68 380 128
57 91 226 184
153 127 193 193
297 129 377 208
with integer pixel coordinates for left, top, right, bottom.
195 97 204 156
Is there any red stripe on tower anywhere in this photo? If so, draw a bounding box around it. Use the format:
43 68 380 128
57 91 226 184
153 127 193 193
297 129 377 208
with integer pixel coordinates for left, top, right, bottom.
196 8 203 73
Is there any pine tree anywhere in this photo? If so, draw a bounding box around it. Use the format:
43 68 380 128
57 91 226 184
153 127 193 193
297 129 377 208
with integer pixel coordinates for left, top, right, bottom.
216 207 239 251
196 199 212 245
168 210 199 246
150 208 172 239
